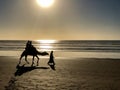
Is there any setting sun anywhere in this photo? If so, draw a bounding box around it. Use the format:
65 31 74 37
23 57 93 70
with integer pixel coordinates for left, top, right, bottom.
36 0 54 8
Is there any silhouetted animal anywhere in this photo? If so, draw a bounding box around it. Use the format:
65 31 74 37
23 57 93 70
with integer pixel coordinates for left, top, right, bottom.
19 47 49 66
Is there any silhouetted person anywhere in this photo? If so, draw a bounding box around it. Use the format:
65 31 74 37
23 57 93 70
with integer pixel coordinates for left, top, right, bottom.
47 51 55 70
48 51 55 65
25 41 33 51
25 40 37 53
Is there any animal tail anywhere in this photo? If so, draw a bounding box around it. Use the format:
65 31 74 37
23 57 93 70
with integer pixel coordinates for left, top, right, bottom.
37 51 49 56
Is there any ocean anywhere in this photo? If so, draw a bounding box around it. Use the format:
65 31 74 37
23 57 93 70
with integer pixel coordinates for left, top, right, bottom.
0 40 120 58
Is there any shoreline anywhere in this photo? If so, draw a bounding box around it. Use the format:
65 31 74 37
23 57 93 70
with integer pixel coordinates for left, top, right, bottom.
0 50 120 59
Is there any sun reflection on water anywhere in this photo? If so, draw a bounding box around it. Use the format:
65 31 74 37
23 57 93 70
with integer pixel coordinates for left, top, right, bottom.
36 40 56 51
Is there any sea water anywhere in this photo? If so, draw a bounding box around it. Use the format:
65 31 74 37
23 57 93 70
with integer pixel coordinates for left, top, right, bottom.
0 40 120 59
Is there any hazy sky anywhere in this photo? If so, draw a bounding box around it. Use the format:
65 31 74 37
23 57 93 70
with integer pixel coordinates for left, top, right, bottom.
0 0 120 40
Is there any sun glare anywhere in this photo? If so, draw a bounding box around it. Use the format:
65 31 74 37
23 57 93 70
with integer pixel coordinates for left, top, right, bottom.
36 0 54 8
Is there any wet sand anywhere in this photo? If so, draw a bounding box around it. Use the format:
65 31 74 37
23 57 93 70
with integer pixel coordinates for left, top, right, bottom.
1 56 120 90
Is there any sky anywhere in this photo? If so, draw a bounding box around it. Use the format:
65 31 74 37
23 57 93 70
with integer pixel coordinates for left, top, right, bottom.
0 0 120 40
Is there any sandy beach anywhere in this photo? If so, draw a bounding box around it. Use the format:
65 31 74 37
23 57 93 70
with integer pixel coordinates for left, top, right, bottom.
0 56 120 90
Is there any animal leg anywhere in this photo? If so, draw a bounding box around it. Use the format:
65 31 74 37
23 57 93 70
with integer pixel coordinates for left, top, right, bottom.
19 57 22 64
36 55 39 66
25 56 29 64
31 56 35 66
19 50 26 64
19 53 24 64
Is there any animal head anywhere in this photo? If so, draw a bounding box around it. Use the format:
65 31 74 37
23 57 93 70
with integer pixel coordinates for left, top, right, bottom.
41 51 49 55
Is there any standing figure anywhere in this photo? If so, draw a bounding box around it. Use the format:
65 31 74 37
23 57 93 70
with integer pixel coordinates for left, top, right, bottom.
48 51 55 70
48 51 55 66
